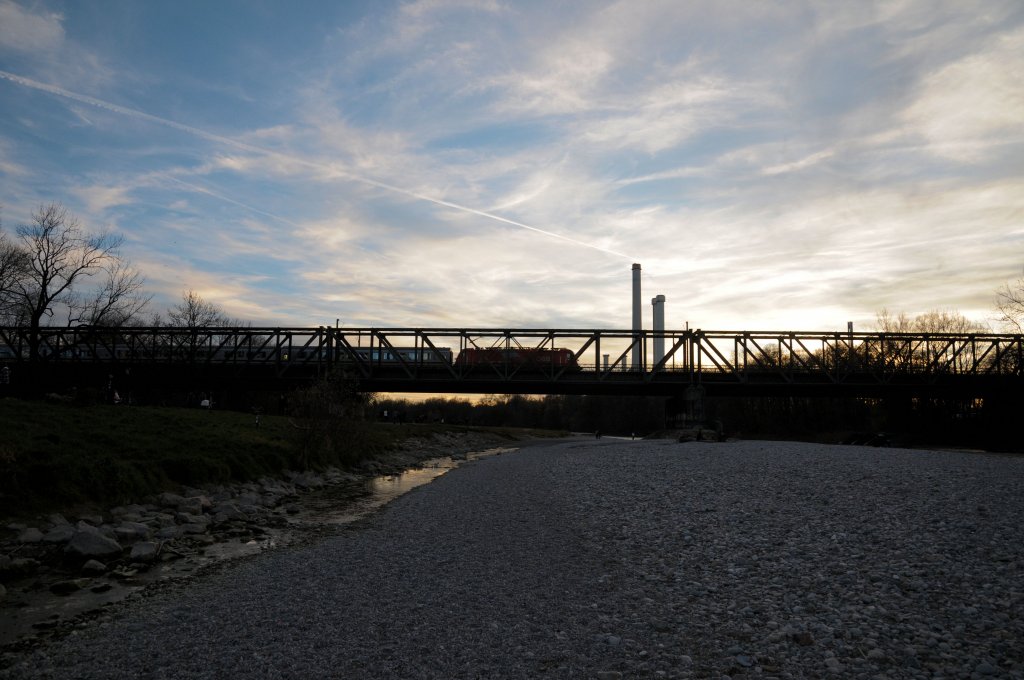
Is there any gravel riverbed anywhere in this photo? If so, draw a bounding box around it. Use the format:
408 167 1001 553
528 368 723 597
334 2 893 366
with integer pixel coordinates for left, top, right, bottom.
2 439 1021 679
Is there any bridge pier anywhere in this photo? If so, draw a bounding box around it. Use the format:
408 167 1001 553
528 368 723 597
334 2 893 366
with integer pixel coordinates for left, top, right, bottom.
666 384 705 428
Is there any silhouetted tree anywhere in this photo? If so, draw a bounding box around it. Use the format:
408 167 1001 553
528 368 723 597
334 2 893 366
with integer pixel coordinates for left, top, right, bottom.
167 289 229 328
996 279 1023 332
5 203 140 358
0 223 29 324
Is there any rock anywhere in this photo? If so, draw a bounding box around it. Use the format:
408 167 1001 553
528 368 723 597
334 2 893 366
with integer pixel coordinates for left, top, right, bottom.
793 631 815 646
47 513 71 527
0 557 40 578
824 657 844 673
156 526 182 539
129 541 159 562
976 662 997 675
114 521 152 542
292 472 324 489
110 503 148 516
0 583 5 599
81 559 107 575
42 525 76 544
77 514 104 526
175 512 209 526
597 672 623 680
90 583 112 594
177 497 206 515
867 648 886 660
17 527 44 543
155 492 186 509
179 523 209 535
65 530 123 558
212 503 249 522
50 578 91 595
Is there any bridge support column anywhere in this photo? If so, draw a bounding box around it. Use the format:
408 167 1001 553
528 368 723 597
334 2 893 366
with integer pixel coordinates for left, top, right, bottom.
666 384 705 428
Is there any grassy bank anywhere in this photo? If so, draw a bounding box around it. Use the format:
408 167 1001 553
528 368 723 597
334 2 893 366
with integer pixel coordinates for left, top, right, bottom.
0 398 554 517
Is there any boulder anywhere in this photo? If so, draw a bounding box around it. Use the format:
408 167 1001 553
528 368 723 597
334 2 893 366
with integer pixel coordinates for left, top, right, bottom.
51 578 92 595
17 527 44 544
129 541 159 562
81 559 107 575
109 504 148 521
0 583 6 599
156 526 182 540
174 512 209 526
211 503 249 523
42 525 76 544
114 521 152 542
65 530 123 558
178 496 211 514
0 557 40 579
47 513 71 527
155 492 186 509
153 513 177 528
77 514 104 527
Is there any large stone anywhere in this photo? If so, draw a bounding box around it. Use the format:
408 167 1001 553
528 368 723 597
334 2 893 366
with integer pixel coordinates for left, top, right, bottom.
114 521 152 542
81 559 107 575
156 526 182 539
129 541 159 562
77 514 104 527
0 557 40 579
65 530 123 558
47 513 71 527
155 492 186 509
42 525 76 544
211 503 249 522
178 496 210 515
50 578 92 596
175 512 209 526
17 527 44 543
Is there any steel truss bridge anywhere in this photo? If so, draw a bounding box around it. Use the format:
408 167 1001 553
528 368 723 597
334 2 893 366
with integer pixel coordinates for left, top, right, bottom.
1 326 1021 399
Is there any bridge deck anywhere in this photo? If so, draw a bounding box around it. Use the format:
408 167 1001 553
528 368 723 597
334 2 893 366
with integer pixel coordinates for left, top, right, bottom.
1 326 1021 398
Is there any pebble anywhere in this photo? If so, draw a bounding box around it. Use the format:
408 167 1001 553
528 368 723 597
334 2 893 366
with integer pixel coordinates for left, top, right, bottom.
1 439 1022 679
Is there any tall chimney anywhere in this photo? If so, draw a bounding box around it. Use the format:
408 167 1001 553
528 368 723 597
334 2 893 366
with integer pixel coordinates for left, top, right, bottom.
652 294 665 367
632 263 642 370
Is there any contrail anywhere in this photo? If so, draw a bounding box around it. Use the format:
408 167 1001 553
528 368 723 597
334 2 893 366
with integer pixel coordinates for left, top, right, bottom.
0 69 635 261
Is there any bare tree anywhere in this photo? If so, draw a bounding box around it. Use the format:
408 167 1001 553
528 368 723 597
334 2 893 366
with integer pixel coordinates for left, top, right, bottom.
70 258 151 327
876 308 987 334
167 289 229 328
8 203 134 359
0 226 29 324
996 279 1024 332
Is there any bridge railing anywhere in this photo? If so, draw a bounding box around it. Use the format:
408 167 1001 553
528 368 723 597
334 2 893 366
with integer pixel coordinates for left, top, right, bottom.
1 326 1021 385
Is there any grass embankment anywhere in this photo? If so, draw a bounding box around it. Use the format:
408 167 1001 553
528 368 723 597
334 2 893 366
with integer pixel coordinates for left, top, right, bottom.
0 398 558 517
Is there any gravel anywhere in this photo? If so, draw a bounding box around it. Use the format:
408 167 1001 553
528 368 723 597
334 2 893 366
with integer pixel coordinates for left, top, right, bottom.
2 439 1022 679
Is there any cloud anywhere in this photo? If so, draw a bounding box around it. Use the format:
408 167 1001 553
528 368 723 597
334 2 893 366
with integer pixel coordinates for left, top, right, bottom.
902 27 1024 162
0 0 64 54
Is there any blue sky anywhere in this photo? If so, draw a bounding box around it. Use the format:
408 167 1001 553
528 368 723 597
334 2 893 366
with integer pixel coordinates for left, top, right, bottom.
1 0 1022 332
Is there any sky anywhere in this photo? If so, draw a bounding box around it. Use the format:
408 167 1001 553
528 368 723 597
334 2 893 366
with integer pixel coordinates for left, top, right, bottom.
1 0 1022 334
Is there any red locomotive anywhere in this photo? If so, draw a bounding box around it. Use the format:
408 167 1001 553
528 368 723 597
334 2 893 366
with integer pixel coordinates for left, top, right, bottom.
455 347 579 370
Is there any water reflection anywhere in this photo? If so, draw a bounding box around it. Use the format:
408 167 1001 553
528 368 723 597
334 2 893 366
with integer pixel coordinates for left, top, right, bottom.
301 447 514 526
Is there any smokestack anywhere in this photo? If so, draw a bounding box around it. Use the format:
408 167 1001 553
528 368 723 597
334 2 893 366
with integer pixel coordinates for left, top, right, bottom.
652 294 665 366
632 263 642 370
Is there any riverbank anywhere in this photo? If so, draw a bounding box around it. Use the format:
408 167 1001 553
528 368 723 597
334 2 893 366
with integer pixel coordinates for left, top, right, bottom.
0 429 528 652
3 438 1022 678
